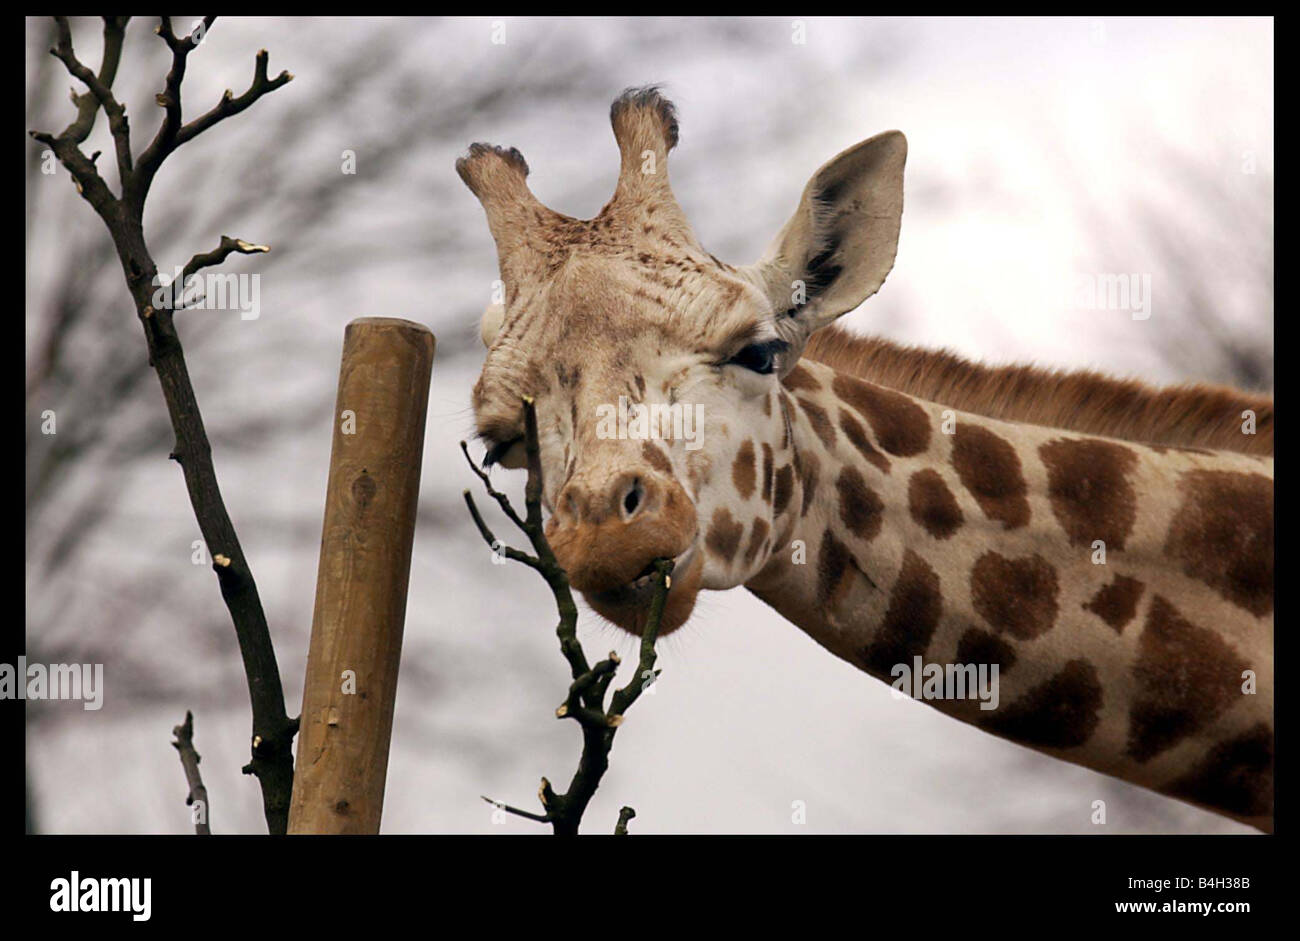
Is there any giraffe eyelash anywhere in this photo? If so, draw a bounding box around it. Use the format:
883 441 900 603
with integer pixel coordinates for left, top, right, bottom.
723 338 789 375
481 435 523 468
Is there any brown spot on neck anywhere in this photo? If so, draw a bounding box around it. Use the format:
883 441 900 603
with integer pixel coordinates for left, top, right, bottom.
832 374 931 457
761 443 774 503
858 550 942 676
839 409 891 474
1126 595 1248 763
980 659 1102 748
1166 723 1273 820
1164 470 1273 617
908 469 963 540
796 449 820 517
797 396 837 449
1082 574 1145 633
705 507 744 564
781 364 821 393
956 628 1018 673
772 463 795 517
816 528 855 610
970 551 1060 640
743 518 770 567
1039 438 1139 550
950 424 1030 530
836 467 884 541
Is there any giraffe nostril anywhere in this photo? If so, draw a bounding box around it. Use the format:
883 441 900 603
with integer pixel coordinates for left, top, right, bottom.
621 477 644 519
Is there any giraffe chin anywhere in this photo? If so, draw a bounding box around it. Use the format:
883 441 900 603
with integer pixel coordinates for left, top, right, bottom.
585 547 704 637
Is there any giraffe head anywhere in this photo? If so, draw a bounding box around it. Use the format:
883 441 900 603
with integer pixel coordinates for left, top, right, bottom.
460 87 906 635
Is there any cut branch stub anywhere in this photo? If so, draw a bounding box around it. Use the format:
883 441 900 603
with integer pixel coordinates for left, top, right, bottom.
170 710 211 835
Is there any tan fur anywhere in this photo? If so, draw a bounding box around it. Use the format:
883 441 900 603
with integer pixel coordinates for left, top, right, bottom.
805 325 1273 455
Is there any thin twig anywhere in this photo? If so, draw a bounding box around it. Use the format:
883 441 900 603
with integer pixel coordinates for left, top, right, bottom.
461 489 542 571
168 235 271 310
171 710 211 835
459 439 529 532
182 235 270 282
480 795 550 824
50 16 133 180
174 49 294 148
132 20 291 205
134 16 216 186
58 17 129 147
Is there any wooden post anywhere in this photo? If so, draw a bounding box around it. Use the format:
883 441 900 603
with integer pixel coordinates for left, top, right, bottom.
288 317 435 834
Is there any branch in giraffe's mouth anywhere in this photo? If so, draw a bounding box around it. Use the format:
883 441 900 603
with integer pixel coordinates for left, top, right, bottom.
586 545 703 638
594 545 697 605
630 562 659 588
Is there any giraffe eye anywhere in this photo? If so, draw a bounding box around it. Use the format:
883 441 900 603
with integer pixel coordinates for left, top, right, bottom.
726 339 787 375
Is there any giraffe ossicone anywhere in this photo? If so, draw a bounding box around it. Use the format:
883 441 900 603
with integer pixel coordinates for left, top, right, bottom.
459 86 1274 831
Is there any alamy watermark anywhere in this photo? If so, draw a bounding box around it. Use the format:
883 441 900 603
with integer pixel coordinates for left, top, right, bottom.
50 872 150 921
595 395 704 450
1 657 103 710
1065 272 1152 321
890 656 1000 711
152 268 261 320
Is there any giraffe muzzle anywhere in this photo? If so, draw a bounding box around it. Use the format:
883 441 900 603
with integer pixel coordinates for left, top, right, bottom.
545 468 702 635
585 545 705 637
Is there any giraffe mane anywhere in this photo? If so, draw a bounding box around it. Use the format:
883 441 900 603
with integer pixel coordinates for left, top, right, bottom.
803 324 1273 455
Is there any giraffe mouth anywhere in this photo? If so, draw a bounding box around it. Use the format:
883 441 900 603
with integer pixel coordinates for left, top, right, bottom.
592 544 697 604
585 544 703 636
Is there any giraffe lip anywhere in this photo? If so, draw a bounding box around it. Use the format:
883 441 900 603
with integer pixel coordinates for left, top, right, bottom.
585 546 704 637
593 545 697 604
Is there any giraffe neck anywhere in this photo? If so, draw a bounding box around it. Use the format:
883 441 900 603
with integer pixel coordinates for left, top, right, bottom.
745 359 1274 829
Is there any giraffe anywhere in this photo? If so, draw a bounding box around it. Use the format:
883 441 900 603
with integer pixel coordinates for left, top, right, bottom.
458 87 1274 831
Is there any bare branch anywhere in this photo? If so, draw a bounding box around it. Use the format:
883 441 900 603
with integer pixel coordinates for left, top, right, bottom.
133 16 218 200
59 16 129 145
29 18 129 221
464 397 674 834
49 16 133 181
30 16 298 833
174 48 293 149
26 128 118 219
181 235 270 282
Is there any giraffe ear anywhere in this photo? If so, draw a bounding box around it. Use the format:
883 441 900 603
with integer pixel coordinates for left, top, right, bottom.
480 301 506 348
745 130 906 357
